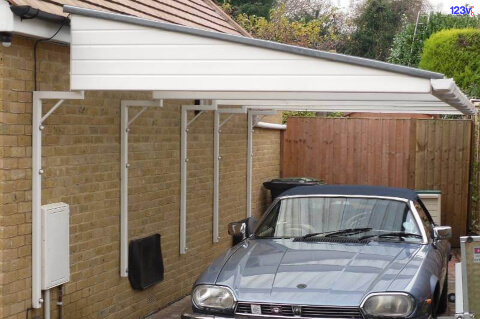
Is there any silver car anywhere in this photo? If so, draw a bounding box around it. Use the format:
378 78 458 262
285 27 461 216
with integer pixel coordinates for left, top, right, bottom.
182 185 451 319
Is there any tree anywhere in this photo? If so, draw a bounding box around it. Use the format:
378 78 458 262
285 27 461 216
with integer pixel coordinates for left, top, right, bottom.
419 28 480 98
235 4 347 52
277 0 334 21
225 0 276 18
389 12 480 67
340 0 428 61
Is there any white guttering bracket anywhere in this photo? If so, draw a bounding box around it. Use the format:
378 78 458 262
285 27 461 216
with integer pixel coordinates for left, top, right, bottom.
246 109 277 217
213 106 247 242
32 91 84 309
120 99 163 278
431 79 477 115
180 102 218 254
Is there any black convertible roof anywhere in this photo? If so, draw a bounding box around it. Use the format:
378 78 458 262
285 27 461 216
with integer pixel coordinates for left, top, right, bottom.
280 185 419 200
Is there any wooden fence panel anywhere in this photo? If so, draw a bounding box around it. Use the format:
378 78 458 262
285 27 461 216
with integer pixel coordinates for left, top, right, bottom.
282 117 472 246
282 117 413 187
414 120 472 246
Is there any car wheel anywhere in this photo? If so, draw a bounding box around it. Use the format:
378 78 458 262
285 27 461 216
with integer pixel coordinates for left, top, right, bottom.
437 271 449 315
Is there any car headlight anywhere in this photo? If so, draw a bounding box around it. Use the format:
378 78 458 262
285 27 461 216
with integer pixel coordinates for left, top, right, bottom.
361 293 415 317
192 285 236 310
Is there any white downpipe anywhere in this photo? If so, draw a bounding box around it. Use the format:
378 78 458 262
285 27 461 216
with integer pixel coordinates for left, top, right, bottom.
44 290 51 319
255 122 286 130
120 100 162 277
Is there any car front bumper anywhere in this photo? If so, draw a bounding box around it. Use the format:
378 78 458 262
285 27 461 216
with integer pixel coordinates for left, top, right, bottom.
181 307 232 319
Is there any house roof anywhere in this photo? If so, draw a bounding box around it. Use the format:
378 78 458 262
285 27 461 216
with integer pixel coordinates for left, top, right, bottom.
6 0 249 36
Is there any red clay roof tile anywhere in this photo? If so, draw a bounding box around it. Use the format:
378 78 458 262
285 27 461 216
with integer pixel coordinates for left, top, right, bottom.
7 0 250 36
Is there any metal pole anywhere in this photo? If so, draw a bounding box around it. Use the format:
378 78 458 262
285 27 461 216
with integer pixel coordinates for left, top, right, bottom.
32 92 43 309
247 111 253 218
213 111 220 242
44 290 51 319
180 106 188 254
120 103 129 277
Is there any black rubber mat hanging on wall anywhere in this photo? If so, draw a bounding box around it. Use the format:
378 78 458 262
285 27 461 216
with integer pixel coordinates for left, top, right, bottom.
128 234 164 290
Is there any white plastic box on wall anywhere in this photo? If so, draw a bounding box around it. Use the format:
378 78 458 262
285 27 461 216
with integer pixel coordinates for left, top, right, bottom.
41 202 70 290
417 190 442 225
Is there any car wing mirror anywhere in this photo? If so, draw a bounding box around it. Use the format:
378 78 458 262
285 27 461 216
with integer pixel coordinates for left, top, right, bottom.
228 217 259 239
433 226 452 240
228 221 247 238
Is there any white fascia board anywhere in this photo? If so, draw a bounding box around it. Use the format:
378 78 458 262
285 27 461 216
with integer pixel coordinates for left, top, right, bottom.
245 105 462 114
153 91 442 102
0 1 70 43
431 79 476 115
217 100 450 107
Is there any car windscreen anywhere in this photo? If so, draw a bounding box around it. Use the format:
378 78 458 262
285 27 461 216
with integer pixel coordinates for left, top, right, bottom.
254 197 422 240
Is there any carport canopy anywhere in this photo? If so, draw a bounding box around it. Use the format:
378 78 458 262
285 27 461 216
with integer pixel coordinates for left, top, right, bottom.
29 5 478 310
63 5 476 115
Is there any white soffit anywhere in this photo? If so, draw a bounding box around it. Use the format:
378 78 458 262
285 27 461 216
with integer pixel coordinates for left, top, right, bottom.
64 6 476 115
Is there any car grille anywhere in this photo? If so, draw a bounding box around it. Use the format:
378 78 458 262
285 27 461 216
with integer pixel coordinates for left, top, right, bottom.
235 302 364 318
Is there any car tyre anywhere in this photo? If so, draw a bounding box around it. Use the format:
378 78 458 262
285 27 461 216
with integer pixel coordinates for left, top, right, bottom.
437 271 449 315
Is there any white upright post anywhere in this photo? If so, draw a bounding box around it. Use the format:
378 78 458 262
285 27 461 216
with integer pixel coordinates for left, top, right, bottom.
247 111 253 218
213 111 220 242
31 91 84 310
32 93 43 309
180 106 188 254
119 100 161 275
180 102 217 254
120 103 129 277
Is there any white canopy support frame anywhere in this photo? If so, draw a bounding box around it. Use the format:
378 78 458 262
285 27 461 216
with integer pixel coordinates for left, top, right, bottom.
180 102 218 254
32 91 85 309
246 110 277 217
213 107 247 242
120 99 163 277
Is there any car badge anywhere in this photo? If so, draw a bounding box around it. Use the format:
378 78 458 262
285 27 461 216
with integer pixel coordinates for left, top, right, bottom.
271 306 283 315
297 283 307 289
251 304 261 315
293 306 302 316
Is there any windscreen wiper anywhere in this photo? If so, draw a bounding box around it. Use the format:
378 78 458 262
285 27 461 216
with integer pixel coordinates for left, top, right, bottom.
324 227 373 238
359 231 423 241
302 227 372 239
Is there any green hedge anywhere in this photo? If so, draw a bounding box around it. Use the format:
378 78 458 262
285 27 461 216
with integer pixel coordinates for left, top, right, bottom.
389 13 480 67
420 28 480 98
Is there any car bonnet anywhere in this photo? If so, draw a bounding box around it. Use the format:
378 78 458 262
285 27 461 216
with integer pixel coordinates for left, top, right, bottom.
214 239 421 306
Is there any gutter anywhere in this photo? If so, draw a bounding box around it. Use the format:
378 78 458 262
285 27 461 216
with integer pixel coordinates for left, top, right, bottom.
10 5 69 25
0 2 70 43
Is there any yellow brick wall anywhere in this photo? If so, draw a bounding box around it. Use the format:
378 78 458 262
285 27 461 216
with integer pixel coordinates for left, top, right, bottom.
0 36 281 319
